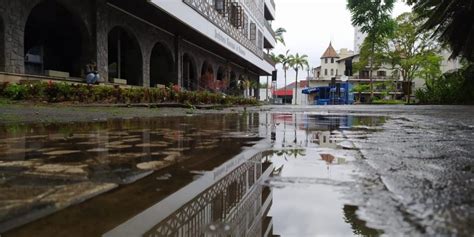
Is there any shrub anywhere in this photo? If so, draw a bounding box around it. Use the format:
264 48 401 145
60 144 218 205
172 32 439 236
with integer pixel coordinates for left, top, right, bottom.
0 82 10 96
4 83 28 100
0 80 260 106
416 65 474 104
26 82 47 100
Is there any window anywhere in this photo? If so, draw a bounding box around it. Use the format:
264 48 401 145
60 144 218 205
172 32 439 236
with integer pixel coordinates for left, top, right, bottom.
325 69 328 76
228 2 243 28
377 71 387 77
336 69 338 76
250 22 256 44
325 58 328 64
258 30 263 49
214 0 226 14
331 58 334 63
331 69 334 75
241 14 248 38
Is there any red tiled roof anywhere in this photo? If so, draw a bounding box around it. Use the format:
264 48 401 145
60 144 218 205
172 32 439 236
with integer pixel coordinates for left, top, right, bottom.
321 42 339 59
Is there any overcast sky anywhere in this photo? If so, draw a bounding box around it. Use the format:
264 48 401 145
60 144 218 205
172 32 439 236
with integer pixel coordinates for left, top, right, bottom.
265 0 412 87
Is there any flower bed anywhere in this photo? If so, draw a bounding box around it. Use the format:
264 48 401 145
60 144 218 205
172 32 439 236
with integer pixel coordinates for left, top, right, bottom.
0 81 259 106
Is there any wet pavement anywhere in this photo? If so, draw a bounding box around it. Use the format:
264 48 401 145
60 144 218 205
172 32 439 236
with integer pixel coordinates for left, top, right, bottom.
0 105 473 236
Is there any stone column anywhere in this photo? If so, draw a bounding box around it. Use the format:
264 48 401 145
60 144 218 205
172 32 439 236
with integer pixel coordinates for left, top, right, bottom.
174 35 182 87
95 0 109 82
142 49 150 88
2 1 27 74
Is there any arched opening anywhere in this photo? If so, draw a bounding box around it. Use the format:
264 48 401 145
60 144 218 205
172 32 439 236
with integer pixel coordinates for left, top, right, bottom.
182 53 197 90
0 16 4 72
150 43 174 88
200 61 214 91
108 26 143 86
24 0 90 77
216 66 227 92
217 66 226 81
227 71 240 96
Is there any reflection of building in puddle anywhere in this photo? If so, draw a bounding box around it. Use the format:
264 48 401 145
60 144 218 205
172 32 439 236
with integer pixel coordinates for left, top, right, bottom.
105 151 274 237
302 115 353 131
321 153 347 174
313 131 338 148
320 154 347 165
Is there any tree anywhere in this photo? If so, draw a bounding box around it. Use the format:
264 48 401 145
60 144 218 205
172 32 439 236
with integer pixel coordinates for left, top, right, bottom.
385 12 442 103
352 83 371 103
407 0 474 62
278 50 291 104
275 27 287 46
347 0 396 102
288 53 309 105
270 52 282 99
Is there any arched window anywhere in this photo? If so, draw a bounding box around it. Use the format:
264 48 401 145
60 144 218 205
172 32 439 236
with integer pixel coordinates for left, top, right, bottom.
25 0 91 77
150 43 175 87
108 26 143 85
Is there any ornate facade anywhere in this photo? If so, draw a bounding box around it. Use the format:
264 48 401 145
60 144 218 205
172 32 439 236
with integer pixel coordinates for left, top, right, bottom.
0 0 276 96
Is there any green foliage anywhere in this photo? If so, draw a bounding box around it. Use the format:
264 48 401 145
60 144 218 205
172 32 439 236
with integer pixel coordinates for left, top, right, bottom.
4 83 28 100
288 53 309 104
416 64 474 104
352 84 370 93
407 0 474 62
0 81 259 106
347 0 396 37
274 27 287 46
347 0 396 102
371 99 404 105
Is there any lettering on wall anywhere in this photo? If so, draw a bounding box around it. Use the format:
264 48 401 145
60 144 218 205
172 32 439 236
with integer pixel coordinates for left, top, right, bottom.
214 29 247 57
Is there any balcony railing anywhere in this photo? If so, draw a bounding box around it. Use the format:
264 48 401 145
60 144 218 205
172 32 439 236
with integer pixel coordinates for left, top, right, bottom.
349 75 398 80
183 0 264 58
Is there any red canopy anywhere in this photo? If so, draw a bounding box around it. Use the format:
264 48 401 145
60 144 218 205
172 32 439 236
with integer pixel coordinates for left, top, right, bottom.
274 89 293 96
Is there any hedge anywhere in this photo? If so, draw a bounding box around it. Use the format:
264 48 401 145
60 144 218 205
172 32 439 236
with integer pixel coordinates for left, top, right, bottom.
0 81 259 106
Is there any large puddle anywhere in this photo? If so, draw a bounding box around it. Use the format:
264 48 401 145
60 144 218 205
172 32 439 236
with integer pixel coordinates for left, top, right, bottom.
0 113 386 236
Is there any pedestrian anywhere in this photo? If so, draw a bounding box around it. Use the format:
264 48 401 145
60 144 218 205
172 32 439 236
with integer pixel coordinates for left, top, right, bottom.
85 62 100 85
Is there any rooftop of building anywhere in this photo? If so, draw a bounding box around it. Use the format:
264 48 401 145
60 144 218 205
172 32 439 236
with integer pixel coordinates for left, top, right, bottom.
321 42 340 59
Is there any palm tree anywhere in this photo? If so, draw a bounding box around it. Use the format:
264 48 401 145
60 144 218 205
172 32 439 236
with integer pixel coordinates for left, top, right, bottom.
270 52 282 100
407 0 474 62
275 27 287 46
288 53 309 105
278 50 291 104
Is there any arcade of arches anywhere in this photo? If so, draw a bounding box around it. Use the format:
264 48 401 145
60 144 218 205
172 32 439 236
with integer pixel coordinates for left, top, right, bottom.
0 0 261 98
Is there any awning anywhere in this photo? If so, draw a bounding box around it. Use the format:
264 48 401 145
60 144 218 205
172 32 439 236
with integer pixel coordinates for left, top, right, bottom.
274 89 293 96
302 87 319 94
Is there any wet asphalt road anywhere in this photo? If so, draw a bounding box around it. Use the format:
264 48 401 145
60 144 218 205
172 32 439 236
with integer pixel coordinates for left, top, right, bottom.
0 104 473 236
258 105 474 236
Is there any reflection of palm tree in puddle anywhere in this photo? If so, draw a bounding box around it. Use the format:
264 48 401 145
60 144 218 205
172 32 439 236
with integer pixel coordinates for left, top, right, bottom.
343 205 382 236
274 149 306 160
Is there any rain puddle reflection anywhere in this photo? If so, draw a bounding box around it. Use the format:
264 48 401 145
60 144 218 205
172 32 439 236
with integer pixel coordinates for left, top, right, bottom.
0 114 261 236
1 113 387 237
262 113 385 237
